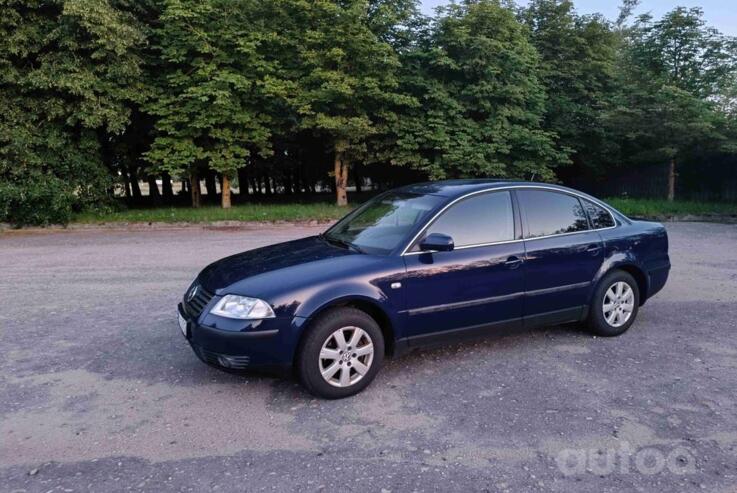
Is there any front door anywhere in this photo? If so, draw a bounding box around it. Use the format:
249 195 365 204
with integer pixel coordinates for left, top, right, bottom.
401 191 525 342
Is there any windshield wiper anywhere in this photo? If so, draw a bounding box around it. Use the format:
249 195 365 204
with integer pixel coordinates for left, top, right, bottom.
321 234 366 254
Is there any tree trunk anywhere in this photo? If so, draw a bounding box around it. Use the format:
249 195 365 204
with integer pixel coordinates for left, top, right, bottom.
238 167 249 197
147 176 160 198
294 169 303 194
190 172 201 208
129 167 142 199
162 172 173 201
221 174 232 209
284 172 293 195
334 140 349 206
667 158 676 202
122 171 131 199
205 171 217 200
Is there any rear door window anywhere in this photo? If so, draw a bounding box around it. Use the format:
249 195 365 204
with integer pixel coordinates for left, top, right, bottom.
517 190 589 238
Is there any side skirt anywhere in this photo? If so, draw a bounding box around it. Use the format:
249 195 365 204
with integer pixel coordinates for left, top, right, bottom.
393 305 587 357
523 306 586 330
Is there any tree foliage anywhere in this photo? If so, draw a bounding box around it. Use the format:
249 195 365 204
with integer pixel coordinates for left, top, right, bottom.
294 0 412 205
521 0 618 173
144 0 297 206
606 5 737 199
0 0 146 224
386 0 564 180
1 0 736 225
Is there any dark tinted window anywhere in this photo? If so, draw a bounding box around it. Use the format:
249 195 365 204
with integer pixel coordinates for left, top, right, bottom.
416 191 515 249
583 199 615 229
518 190 589 238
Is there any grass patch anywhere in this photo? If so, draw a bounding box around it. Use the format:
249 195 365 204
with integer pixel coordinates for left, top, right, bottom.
71 197 737 225
606 198 737 217
73 202 352 224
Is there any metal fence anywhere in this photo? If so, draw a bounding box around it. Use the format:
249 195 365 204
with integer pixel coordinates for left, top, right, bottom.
566 159 737 202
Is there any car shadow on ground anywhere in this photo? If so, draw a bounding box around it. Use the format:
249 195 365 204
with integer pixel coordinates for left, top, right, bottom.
204 322 592 400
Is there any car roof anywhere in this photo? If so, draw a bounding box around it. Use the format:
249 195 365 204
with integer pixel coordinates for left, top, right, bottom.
394 179 584 199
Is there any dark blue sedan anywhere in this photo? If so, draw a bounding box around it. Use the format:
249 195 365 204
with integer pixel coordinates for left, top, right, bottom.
177 180 670 398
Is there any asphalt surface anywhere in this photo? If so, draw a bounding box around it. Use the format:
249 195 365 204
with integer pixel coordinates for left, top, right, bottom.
1 221 736 492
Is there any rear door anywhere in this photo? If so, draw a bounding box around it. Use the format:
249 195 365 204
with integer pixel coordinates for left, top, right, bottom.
401 191 525 341
516 189 604 325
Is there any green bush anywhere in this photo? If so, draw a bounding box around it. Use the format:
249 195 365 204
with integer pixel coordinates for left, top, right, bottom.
0 174 74 226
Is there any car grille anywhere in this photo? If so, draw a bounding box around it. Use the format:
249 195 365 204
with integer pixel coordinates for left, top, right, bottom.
184 282 214 318
194 345 251 370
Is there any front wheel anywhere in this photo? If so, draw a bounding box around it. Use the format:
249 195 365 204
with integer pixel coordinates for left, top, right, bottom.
587 270 640 337
297 307 384 399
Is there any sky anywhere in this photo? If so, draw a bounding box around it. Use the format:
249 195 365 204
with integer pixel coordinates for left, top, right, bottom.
419 0 737 36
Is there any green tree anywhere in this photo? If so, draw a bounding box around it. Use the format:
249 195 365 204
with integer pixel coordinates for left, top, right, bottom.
0 0 146 224
606 83 724 194
611 7 737 200
631 7 737 100
386 0 564 181
521 0 618 175
294 0 411 206
145 0 293 208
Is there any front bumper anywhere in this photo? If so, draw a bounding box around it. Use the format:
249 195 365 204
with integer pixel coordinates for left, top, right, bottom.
177 303 306 372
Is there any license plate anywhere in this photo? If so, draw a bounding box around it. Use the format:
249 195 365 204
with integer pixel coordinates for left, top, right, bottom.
178 311 188 337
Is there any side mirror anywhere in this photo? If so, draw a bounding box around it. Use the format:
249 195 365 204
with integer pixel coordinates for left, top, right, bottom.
419 233 454 252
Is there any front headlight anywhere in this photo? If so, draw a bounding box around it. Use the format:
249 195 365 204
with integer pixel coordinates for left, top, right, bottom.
210 295 275 320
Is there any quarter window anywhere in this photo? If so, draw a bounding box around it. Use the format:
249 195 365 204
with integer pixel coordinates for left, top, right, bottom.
414 191 515 249
518 190 589 238
583 199 615 229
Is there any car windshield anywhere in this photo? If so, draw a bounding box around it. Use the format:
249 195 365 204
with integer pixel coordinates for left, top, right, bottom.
323 192 442 255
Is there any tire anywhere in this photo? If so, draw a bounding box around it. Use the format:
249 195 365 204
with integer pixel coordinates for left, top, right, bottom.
587 270 640 337
297 307 385 399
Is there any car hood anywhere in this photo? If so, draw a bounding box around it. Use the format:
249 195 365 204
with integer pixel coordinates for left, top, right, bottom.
198 235 356 293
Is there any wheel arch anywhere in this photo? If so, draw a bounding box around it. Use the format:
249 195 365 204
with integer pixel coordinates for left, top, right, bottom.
594 260 649 306
616 264 649 305
296 296 397 357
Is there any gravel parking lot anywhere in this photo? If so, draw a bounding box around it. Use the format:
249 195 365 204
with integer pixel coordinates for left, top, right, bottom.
1 221 736 492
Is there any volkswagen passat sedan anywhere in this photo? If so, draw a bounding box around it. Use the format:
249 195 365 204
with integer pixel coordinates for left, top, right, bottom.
177 180 670 398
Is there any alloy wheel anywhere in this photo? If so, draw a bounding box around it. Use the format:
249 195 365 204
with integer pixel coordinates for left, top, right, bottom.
602 281 635 328
319 326 374 388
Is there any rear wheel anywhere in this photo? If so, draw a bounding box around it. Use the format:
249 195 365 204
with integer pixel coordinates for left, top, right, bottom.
297 307 384 399
587 270 640 337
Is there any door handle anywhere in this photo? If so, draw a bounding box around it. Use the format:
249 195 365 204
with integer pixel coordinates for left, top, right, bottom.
586 244 601 255
504 256 523 269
